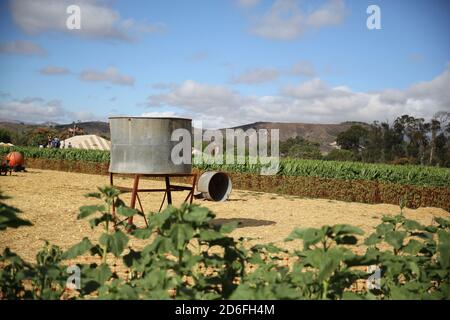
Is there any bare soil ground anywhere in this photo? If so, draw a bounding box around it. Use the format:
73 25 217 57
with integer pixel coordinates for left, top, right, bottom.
1 169 448 263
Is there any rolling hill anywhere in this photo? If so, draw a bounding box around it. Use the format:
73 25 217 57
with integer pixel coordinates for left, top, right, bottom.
0 119 365 153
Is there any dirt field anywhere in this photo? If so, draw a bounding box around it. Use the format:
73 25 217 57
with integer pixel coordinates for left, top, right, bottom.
1 169 448 263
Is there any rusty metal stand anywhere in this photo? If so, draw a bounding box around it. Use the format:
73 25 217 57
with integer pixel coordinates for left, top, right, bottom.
109 172 197 227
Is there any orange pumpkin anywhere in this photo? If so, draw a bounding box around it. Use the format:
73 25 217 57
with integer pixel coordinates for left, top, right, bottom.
6 152 24 167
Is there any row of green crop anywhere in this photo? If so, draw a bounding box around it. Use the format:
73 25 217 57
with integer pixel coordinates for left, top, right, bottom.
1 146 109 163
197 156 450 188
2 146 450 187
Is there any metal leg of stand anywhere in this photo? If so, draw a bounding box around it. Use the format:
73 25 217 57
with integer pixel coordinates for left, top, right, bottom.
165 176 172 205
110 173 116 218
128 174 140 225
190 174 197 204
136 193 148 227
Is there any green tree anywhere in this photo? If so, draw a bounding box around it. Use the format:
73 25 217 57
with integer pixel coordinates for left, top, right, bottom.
280 137 322 159
324 149 356 162
0 128 12 143
27 127 57 147
394 115 430 164
336 125 368 153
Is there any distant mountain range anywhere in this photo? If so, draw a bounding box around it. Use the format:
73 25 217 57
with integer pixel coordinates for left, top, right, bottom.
0 120 110 139
0 119 366 153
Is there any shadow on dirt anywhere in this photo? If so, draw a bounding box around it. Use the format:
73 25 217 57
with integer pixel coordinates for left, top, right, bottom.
210 217 276 228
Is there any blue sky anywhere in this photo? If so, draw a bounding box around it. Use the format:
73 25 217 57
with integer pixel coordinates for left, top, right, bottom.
0 0 449 128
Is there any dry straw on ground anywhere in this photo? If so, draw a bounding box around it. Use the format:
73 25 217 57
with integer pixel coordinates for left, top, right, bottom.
1 169 448 263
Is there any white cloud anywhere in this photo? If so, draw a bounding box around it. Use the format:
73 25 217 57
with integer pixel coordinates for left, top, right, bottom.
39 65 70 75
79 67 134 86
306 0 347 28
281 78 352 99
0 40 46 56
0 96 105 123
9 0 165 42
148 80 242 112
230 68 279 84
250 0 347 40
229 61 315 86
145 64 450 128
141 111 178 118
0 97 66 123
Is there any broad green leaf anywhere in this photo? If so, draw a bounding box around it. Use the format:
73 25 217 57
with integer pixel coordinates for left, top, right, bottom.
382 215 401 224
376 223 394 236
219 221 239 234
62 237 93 259
365 233 382 246
403 219 424 231
88 214 114 229
80 263 113 294
116 206 140 217
285 227 324 250
435 217 450 229
99 230 129 257
123 249 141 268
403 239 423 255
425 225 438 233
184 206 211 223
385 231 406 250
408 261 420 277
148 209 173 228
78 205 105 219
97 186 121 199
437 230 450 268
170 224 194 250
332 224 364 236
132 227 153 239
199 229 225 241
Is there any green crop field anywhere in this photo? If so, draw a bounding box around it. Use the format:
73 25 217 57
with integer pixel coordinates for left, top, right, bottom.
3 146 450 187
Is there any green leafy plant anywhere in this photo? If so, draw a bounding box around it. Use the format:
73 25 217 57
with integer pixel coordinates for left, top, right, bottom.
232 224 370 300
1 186 449 300
363 214 450 299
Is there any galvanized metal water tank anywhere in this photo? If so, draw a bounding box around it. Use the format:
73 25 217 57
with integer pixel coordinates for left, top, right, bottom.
109 117 192 174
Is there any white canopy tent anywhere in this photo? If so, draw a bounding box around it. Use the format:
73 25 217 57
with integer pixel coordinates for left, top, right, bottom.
63 135 111 151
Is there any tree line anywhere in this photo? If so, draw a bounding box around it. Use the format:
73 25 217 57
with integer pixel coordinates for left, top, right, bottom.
1 112 449 167
335 112 450 167
279 112 450 167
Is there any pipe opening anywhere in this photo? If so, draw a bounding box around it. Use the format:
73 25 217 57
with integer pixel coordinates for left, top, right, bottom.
197 171 232 202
